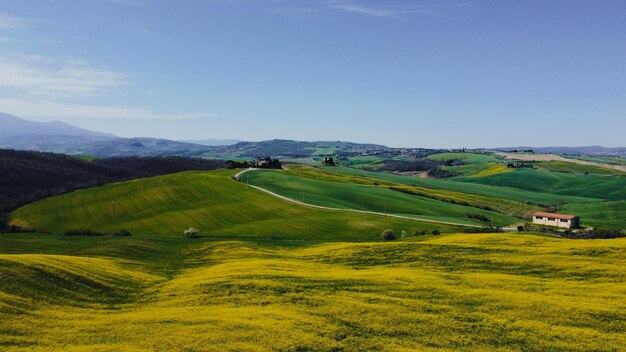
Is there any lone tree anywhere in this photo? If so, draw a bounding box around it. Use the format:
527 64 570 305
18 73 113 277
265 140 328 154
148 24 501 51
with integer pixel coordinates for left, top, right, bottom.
381 229 396 241
184 227 199 238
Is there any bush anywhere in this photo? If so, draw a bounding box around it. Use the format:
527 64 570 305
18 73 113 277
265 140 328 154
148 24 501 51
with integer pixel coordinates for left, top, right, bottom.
467 213 490 223
113 230 132 237
63 229 132 237
64 229 105 236
184 227 199 238
431 230 441 236
381 229 396 241
414 229 428 236
561 228 625 239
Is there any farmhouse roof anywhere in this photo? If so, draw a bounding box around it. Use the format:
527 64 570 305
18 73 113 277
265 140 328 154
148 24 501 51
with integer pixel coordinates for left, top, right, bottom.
533 212 578 220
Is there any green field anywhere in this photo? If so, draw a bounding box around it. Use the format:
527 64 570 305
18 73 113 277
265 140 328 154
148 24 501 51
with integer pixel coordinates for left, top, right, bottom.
535 161 625 176
10 170 462 239
444 163 512 177
457 168 626 201
1 232 625 351
426 152 501 164
566 155 626 166
246 170 519 226
322 166 599 205
278 165 542 218
561 200 626 229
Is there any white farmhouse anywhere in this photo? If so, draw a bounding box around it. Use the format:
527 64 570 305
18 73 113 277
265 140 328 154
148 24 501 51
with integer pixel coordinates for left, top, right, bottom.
532 212 579 229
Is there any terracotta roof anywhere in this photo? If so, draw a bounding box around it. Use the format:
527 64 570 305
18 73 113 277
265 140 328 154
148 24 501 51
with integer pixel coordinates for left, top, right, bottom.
533 212 578 220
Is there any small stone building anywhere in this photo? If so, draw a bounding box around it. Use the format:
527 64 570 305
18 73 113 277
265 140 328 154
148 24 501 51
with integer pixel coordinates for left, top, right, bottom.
532 212 579 228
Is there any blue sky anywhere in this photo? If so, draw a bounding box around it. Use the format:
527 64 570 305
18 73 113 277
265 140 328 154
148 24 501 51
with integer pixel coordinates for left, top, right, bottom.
0 0 624 147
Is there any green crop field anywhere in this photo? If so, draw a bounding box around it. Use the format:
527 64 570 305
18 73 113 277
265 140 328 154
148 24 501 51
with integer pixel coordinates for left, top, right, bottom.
322 166 600 205
456 168 626 201
10 170 461 239
566 156 626 166
245 169 519 226
560 200 626 229
426 152 501 164
444 163 512 177
284 165 543 218
535 161 625 176
1 232 625 351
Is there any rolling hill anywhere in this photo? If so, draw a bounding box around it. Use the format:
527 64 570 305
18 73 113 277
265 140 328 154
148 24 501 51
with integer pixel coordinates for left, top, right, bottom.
10 170 461 239
0 149 227 229
245 169 519 226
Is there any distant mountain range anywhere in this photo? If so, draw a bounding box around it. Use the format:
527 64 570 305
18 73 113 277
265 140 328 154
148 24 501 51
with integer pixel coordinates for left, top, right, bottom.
0 112 114 139
178 139 242 146
496 146 626 158
0 113 394 158
0 113 214 157
1 113 624 159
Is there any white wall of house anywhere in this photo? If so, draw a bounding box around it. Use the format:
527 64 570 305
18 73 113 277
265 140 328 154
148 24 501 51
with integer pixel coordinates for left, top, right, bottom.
532 216 577 228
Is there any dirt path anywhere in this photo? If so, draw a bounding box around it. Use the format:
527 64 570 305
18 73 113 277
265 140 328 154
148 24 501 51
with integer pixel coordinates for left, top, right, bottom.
496 153 626 172
233 168 519 230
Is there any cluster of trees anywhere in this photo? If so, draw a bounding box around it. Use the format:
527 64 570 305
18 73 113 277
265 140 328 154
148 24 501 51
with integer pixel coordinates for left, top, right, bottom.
375 158 463 179
466 213 490 223
506 163 534 169
321 157 336 166
256 157 282 169
63 229 132 237
0 149 228 231
225 160 250 169
562 228 624 239
500 149 534 153
426 168 460 179
517 224 624 239
381 228 441 241
465 226 503 233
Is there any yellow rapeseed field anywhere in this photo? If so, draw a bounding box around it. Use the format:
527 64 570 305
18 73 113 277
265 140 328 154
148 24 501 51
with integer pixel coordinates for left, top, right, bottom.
1 233 625 351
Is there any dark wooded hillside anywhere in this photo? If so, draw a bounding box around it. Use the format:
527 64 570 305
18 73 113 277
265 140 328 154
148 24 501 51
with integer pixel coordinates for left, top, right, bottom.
0 149 225 229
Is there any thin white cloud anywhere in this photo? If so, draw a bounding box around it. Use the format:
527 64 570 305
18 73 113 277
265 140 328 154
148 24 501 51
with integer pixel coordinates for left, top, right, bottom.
76 0 147 6
0 11 216 122
270 0 458 20
0 52 128 98
0 98 217 120
0 13 30 29
323 0 450 18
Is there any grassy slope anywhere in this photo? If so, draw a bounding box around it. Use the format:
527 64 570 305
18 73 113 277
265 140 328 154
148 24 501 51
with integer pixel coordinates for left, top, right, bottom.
535 161 625 176
561 200 626 229
1 232 625 351
425 152 500 164
246 170 519 226
456 168 626 201
444 163 512 177
282 165 542 218
10 170 460 239
567 156 626 166
323 165 598 205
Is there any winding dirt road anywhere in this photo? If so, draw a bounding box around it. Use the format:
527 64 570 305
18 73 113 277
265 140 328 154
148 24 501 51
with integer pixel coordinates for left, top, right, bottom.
234 168 520 230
